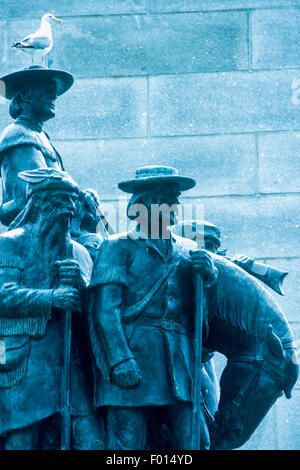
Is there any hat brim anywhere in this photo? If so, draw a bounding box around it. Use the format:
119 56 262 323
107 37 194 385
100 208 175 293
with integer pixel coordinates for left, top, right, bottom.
118 175 196 193
0 67 74 100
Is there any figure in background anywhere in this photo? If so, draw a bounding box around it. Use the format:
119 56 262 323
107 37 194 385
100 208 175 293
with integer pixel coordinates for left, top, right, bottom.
172 219 298 449
173 220 288 296
71 188 103 262
172 219 290 420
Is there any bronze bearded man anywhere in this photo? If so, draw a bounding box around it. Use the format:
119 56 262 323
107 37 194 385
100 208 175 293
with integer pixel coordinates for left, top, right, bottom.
0 168 103 449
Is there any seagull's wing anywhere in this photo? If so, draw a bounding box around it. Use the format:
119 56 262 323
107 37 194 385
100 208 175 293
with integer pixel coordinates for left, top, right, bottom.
13 34 51 50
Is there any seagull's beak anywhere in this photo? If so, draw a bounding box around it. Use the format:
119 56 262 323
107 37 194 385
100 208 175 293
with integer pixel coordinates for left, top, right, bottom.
53 17 62 23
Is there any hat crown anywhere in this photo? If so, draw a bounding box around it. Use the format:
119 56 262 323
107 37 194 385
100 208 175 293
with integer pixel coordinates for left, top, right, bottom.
0 67 74 100
18 168 79 198
118 165 196 193
18 167 70 184
22 65 49 72
135 166 179 179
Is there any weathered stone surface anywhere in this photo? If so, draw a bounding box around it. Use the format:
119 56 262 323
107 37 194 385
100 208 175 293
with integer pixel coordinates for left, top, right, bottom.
147 1 300 13
55 134 256 199
252 9 300 70
0 0 146 18
262 259 300 324
0 78 147 141
46 78 147 140
1 12 248 77
0 95 11 131
149 70 300 136
259 132 300 194
180 195 300 259
276 390 300 449
0 19 31 76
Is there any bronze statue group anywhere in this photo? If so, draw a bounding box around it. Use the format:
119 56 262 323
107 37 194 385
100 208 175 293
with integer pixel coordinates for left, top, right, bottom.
0 66 297 450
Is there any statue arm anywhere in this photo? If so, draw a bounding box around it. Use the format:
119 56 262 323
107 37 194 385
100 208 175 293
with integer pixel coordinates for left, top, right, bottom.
0 279 53 320
0 261 52 319
0 146 48 224
91 283 134 373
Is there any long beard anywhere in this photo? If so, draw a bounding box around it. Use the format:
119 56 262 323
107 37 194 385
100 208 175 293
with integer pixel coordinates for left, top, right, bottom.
38 206 71 258
24 207 72 288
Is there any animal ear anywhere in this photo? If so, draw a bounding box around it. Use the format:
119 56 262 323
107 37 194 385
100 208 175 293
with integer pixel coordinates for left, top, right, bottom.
267 324 285 360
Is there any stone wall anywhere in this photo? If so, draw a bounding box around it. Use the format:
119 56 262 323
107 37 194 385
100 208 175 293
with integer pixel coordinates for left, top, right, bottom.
0 0 299 449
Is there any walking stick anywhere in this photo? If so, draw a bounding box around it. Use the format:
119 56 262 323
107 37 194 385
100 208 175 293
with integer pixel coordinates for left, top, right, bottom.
60 243 73 450
59 199 112 450
191 272 204 450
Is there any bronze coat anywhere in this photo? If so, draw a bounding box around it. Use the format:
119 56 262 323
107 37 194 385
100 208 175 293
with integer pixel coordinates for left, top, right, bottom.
89 230 199 407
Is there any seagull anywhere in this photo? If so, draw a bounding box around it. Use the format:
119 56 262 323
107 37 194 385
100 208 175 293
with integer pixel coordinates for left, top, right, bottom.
12 13 62 65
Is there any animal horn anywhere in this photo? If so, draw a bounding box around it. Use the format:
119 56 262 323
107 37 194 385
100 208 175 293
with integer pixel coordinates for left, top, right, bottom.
247 262 288 296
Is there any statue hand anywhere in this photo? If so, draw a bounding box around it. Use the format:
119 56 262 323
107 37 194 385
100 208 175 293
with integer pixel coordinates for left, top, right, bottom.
111 358 141 390
190 249 218 285
52 286 81 312
231 255 254 270
55 259 83 289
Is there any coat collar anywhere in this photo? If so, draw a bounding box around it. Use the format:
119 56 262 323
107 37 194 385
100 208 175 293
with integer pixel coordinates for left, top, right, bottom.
15 117 44 133
130 226 176 261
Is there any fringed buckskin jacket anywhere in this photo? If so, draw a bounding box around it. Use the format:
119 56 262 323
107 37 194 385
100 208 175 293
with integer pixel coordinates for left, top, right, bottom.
0 224 94 436
89 229 212 408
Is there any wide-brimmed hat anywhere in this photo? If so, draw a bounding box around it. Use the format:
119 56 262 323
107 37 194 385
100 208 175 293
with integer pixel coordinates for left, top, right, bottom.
0 65 74 100
18 168 79 199
118 166 196 193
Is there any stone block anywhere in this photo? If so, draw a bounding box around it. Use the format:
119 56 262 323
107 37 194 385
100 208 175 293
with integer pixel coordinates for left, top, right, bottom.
0 1 146 18
55 133 257 200
276 390 300 449
252 9 300 69
147 1 300 13
46 77 147 139
180 194 300 259
262 258 300 323
1 13 248 78
149 70 300 136
259 132 300 194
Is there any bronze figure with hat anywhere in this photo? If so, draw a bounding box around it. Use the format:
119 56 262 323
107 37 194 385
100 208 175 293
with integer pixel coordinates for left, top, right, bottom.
0 168 104 450
0 65 73 226
89 165 218 450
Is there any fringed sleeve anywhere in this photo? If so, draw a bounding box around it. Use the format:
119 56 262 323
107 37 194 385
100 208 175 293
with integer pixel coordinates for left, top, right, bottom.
90 238 129 288
0 257 52 337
